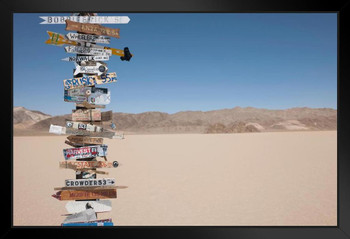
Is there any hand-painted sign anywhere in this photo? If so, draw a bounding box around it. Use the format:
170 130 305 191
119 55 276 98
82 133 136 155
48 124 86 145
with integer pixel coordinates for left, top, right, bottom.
60 161 118 170
66 135 103 145
66 32 110 44
52 188 117 200
45 31 78 46
40 16 130 24
62 55 110 62
64 73 117 90
74 62 108 76
64 178 115 187
72 109 101 121
66 20 120 38
65 201 112 214
63 145 108 160
65 45 112 56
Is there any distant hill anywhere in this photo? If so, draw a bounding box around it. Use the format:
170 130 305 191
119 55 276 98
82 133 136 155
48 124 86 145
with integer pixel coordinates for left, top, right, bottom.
13 106 337 136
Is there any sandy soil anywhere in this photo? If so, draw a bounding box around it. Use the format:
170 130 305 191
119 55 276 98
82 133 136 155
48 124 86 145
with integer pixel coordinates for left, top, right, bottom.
13 131 337 226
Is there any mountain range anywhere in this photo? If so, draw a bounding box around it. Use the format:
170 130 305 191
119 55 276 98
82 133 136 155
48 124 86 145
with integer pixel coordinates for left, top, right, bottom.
13 106 337 136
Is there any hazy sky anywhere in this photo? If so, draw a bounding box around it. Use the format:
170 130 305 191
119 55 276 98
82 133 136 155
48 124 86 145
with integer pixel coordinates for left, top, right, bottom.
13 13 337 116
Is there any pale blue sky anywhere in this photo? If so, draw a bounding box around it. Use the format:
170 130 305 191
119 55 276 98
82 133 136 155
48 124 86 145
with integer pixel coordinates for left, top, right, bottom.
13 13 337 116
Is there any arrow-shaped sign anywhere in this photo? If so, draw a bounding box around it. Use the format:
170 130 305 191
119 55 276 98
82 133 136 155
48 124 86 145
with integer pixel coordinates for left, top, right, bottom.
40 16 130 24
45 31 78 46
74 62 108 76
62 55 110 62
66 32 110 44
65 46 112 56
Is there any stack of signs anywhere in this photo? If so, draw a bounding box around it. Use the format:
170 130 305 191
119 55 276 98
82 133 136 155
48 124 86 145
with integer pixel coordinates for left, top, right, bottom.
43 12 131 226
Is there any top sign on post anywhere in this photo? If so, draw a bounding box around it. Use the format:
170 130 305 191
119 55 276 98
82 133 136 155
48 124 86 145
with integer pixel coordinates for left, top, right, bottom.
40 16 130 24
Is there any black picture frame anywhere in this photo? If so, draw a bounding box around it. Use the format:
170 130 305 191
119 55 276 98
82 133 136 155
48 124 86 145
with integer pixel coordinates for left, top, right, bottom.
3 0 350 238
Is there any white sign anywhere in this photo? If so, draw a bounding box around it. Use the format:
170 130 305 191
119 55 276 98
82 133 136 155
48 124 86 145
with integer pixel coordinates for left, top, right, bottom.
49 124 66 135
66 32 110 44
65 178 115 187
62 55 109 62
40 16 130 24
65 200 112 214
65 46 112 56
63 208 97 224
74 62 108 76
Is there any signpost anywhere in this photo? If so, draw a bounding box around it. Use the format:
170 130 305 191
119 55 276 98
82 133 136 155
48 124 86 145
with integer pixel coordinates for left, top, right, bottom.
44 12 131 227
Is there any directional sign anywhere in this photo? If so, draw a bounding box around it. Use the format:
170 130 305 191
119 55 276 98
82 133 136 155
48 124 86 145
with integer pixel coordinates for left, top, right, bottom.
76 101 106 109
63 145 108 160
83 42 132 58
62 221 113 226
64 73 117 90
65 121 116 138
64 87 111 105
45 31 78 46
62 208 97 223
74 62 108 76
66 127 116 139
62 55 110 62
40 16 130 24
65 46 112 56
66 135 103 145
72 109 101 121
52 188 117 200
66 32 110 44
49 124 66 135
60 161 118 170
65 20 120 38
65 201 112 214
64 178 115 187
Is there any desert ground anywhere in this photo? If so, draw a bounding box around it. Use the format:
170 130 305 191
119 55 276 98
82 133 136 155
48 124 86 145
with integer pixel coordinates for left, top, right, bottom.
13 131 337 226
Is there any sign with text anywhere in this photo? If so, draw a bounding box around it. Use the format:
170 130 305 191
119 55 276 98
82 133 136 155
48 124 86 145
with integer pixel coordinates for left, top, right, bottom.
40 16 130 24
65 20 120 38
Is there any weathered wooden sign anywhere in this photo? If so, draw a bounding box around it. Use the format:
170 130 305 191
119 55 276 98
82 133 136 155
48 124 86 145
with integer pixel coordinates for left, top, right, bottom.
52 188 117 200
66 32 110 44
40 16 130 24
62 55 110 62
72 109 101 121
65 201 112 214
64 178 115 187
76 101 106 109
66 135 103 145
63 145 108 160
66 20 120 38
65 45 112 56
74 62 108 76
55 185 117 191
45 31 78 46
60 161 118 170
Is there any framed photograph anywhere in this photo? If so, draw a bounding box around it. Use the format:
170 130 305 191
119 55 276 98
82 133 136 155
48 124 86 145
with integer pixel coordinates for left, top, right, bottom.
5 0 350 238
